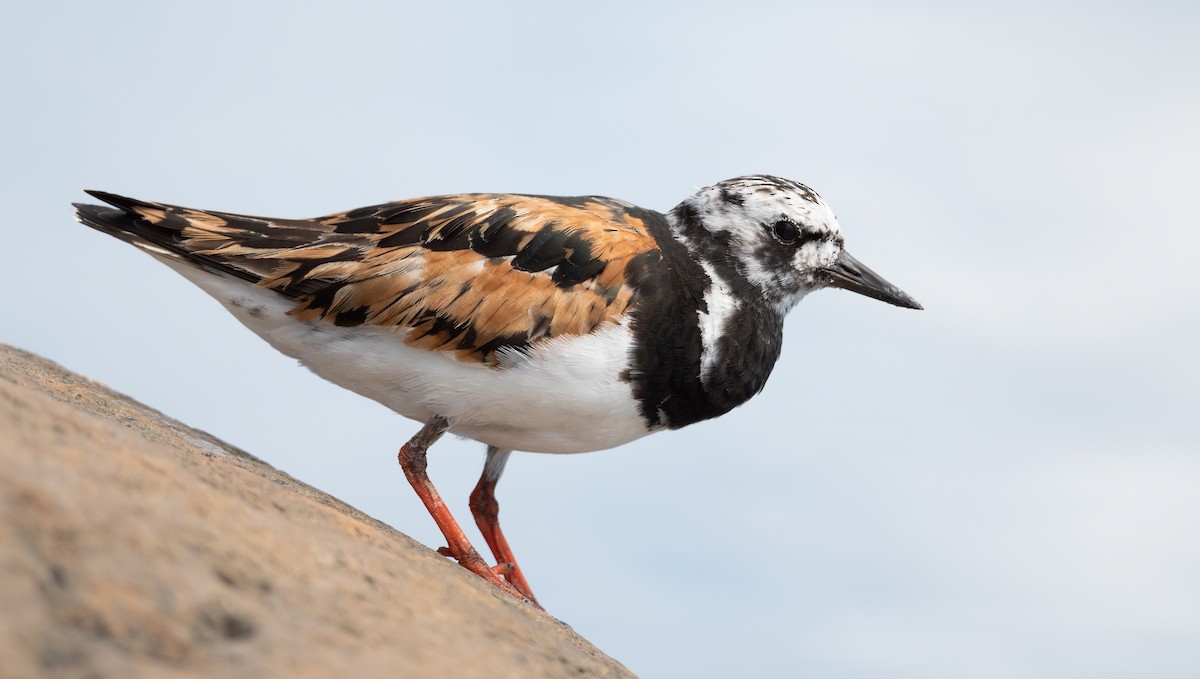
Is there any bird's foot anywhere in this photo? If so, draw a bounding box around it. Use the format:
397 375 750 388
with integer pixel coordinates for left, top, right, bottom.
437 545 539 608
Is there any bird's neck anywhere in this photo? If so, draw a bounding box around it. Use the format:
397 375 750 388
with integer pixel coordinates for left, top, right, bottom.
621 205 786 431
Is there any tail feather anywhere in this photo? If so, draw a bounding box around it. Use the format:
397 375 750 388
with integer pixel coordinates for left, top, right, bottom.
74 197 193 262
73 192 318 289
83 189 157 213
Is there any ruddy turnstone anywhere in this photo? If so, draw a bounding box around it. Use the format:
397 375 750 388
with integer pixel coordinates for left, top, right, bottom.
75 175 921 606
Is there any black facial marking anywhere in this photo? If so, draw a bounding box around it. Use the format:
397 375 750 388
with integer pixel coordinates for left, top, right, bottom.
670 203 745 288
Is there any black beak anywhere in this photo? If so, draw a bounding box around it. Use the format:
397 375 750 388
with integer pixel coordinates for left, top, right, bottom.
821 251 923 310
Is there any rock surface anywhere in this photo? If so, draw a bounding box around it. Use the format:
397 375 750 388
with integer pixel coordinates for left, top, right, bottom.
0 345 634 678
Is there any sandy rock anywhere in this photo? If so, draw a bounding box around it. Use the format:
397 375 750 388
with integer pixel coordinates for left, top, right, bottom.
0 345 634 679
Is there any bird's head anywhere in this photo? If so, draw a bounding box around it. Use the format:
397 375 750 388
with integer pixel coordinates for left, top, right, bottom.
670 175 922 313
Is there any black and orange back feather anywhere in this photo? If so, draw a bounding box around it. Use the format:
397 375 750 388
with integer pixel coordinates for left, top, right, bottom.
75 191 666 365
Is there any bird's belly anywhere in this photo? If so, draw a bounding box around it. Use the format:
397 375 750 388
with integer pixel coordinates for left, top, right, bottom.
275 321 651 454
169 262 652 454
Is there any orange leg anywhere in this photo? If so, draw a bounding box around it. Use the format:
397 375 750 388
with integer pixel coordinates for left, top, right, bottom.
397 418 528 603
469 447 539 605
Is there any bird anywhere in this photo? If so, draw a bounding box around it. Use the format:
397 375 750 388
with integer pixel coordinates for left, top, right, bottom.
74 175 921 607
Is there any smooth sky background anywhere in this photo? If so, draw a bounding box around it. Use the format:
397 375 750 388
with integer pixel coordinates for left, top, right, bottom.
4 2 1198 677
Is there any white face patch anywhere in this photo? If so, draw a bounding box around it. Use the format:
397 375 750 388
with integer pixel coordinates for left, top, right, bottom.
696 260 741 384
671 176 846 309
793 238 843 272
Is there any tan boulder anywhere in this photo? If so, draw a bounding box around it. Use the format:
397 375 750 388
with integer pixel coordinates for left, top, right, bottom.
0 345 634 679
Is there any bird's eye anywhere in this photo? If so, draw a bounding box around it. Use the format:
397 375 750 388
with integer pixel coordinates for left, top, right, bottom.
772 220 801 245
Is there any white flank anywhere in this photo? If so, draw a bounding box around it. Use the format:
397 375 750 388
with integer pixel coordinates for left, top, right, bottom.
159 257 650 455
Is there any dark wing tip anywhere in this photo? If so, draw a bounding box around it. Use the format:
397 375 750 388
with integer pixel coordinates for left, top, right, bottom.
83 190 144 212
73 199 151 250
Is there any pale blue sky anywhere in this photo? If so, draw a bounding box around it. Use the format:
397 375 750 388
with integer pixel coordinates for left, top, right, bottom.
4 2 1198 677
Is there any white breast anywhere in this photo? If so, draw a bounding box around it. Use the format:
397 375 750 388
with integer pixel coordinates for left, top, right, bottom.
163 259 652 454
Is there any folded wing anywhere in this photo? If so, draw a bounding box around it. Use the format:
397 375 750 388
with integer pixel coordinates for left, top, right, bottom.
75 191 663 365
